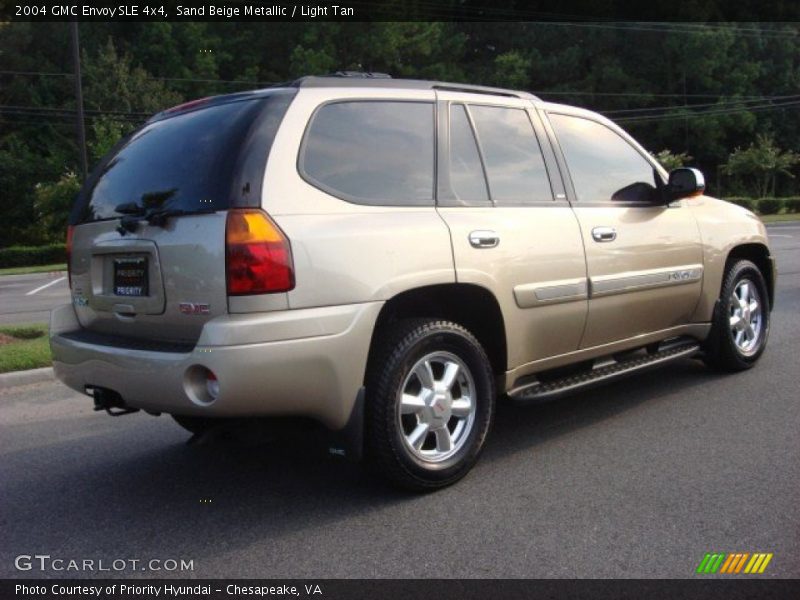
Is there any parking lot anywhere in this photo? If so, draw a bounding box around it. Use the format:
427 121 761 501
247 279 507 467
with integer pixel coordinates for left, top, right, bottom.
1 223 798 579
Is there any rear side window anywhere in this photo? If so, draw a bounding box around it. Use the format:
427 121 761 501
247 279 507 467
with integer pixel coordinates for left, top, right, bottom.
469 105 553 205
76 92 294 223
549 113 660 204
449 104 490 205
300 101 435 206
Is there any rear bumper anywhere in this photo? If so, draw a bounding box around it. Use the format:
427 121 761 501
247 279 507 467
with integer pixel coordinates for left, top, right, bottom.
50 301 382 430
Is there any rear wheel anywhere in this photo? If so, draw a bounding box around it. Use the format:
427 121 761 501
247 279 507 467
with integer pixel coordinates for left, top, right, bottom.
365 319 495 491
703 259 770 371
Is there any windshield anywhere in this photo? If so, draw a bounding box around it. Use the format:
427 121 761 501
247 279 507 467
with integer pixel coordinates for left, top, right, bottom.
74 91 294 223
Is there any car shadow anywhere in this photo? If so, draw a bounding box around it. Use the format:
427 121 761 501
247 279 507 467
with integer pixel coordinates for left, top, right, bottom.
1 357 732 577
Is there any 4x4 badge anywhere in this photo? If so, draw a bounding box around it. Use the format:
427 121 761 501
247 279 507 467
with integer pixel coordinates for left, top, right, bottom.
179 303 210 315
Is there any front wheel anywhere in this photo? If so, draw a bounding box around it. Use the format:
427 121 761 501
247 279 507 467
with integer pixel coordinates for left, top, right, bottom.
365 319 496 491
703 259 770 371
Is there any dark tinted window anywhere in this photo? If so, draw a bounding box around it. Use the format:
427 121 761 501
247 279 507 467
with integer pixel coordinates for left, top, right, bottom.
449 104 489 204
469 105 552 204
79 97 282 223
301 101 434 206
549 114 660 203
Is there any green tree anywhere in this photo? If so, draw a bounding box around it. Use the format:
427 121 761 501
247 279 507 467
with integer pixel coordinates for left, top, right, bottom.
723 134 800 197
652 149 693 172
32 171 81 243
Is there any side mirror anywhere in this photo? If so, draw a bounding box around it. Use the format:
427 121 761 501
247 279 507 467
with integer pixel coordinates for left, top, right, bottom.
667 167 705 200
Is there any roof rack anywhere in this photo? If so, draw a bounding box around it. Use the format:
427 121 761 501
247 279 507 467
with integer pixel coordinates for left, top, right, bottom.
293 75 538 100
432 84 520 99
329 71 392 79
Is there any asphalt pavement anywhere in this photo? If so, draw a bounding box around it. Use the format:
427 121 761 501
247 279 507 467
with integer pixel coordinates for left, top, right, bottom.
0 224 798 578
0 270 68 325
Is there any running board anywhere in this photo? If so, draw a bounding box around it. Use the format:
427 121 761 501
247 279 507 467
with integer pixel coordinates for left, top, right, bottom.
508 342 701 405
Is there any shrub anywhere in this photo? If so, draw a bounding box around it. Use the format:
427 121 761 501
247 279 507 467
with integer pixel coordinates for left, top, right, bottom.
0 244 67 268
724 197 756 211
782 197 800 214
757 198 783 215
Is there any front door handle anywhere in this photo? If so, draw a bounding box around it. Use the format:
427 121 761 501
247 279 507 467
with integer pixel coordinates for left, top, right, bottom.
469 230 500 248
591 226 617 242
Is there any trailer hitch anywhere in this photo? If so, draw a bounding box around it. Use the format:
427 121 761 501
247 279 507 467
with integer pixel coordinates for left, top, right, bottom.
87 386 140 417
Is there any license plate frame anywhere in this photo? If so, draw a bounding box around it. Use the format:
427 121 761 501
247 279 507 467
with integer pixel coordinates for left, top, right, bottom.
113 256 149 297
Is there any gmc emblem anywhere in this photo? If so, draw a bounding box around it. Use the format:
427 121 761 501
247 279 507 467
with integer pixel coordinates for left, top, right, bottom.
179 302 210 315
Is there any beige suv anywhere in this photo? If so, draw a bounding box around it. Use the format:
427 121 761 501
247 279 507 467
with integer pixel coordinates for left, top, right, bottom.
51 75 776 490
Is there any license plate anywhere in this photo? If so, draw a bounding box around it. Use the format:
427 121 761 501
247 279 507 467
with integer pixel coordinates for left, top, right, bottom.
113 256 148 297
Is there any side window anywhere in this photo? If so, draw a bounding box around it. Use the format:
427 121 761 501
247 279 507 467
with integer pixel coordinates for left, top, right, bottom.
469 105 553 205
449 104 489 204
301 101 434 206
549 113 660 204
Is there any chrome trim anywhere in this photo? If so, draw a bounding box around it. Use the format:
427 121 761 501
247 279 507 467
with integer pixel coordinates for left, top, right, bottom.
591 226 617 242
468 230 499 248
590 264 703 297
514 278 588 308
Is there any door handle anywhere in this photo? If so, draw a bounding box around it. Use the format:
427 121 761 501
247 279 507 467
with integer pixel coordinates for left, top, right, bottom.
591 226 617 242
469 230 500 248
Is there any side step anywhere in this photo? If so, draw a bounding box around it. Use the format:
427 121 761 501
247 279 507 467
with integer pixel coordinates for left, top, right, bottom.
508 341 701 405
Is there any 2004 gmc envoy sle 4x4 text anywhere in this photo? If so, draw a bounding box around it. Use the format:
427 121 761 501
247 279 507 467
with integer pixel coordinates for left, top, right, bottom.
51 73 776 490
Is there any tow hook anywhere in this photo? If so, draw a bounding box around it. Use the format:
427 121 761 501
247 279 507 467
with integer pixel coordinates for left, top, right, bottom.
86 386 140 417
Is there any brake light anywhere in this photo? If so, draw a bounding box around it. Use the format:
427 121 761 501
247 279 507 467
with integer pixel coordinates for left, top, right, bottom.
66 225 74 289
225 209 294 295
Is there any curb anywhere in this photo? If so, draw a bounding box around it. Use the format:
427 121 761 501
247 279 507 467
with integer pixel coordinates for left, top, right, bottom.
0 366 55 389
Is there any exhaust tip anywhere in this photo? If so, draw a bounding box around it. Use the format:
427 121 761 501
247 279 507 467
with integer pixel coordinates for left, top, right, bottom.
184 365 220 406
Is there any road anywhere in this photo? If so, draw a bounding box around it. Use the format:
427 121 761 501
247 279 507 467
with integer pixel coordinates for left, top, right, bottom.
1 223 798 579
0 270 68 325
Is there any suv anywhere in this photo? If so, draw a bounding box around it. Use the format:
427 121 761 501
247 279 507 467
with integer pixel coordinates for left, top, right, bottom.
51 75 776 490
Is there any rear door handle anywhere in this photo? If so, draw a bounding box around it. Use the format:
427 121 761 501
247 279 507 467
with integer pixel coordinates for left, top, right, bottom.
469 230 500 248
591 226 617 242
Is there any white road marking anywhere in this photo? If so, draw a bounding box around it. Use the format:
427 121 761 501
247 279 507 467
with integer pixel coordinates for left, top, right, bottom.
769 234 792 238
25 276 66 296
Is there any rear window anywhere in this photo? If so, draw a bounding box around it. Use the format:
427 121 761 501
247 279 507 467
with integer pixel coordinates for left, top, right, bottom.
75 91 295 223
300 101 435 206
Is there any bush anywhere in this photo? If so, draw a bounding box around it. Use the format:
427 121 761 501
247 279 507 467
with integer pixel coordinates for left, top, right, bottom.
0 244 67 268
724 197 756 210
757 198 783 215
782 197 800 214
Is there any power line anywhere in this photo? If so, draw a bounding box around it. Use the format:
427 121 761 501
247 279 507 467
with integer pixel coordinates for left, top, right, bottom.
535 90 798 99
0 70 277 86
614 99 800 123
601 94 800 116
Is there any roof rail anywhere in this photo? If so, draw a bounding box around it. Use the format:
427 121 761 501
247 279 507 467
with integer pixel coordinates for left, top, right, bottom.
432 84 521 99
290 75 538 101
330 71 392 79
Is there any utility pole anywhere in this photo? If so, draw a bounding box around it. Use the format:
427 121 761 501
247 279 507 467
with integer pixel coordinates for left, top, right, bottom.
70 22 88 181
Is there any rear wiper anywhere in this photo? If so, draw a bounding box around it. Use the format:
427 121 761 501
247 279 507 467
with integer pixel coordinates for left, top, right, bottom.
114 202 145 216
115 204 216 235
144 207 215 227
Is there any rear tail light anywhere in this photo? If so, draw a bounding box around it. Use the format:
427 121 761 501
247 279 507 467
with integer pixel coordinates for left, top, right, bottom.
66 225 75 289
225 209 294 295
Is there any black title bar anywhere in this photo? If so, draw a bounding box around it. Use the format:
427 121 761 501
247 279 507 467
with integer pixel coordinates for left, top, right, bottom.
5 0 800 22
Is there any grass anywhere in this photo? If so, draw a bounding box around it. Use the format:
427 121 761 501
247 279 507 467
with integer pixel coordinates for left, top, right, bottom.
760 213 800 223
0 323 51 373
0 263 66 276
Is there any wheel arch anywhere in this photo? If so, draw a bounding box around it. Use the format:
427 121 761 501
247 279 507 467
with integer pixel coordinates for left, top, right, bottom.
725 243 775 311
364 283 507 382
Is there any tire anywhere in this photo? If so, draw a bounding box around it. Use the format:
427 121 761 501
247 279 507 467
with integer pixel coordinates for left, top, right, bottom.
171 414 219 435
703 259 770 372
365 319 496 491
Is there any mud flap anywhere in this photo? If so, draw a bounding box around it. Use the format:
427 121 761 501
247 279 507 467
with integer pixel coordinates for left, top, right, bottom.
327 386 365 462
